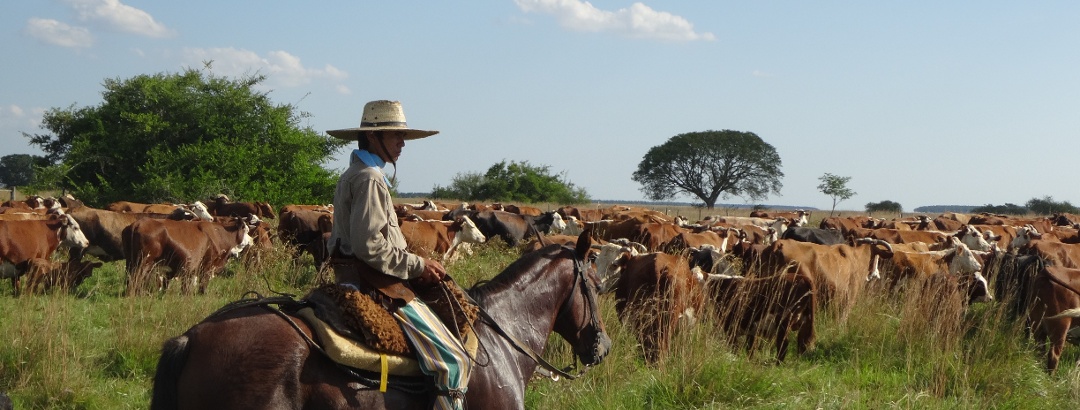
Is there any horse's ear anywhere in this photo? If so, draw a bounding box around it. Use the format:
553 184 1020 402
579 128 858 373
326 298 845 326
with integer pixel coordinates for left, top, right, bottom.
575 227 593 260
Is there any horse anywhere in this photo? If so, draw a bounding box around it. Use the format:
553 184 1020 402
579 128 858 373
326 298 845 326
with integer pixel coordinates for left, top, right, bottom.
150 230 611 409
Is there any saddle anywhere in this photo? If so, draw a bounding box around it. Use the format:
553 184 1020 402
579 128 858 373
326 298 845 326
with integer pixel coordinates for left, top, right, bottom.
300 281 479 376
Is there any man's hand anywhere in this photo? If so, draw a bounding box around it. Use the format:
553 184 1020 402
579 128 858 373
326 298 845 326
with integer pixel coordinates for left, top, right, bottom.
417 258 447 285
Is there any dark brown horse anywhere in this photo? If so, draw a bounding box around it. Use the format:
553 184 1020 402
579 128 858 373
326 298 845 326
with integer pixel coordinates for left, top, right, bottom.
151 230 611 409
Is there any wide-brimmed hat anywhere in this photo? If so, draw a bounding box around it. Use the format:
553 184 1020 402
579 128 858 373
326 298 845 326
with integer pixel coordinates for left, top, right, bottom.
326 100 439 140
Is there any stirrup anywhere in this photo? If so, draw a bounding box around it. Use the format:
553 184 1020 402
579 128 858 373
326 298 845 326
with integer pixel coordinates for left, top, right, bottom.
435 388 467 410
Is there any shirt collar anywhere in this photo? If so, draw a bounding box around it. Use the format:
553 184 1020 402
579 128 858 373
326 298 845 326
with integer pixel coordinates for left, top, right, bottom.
352 149 392 187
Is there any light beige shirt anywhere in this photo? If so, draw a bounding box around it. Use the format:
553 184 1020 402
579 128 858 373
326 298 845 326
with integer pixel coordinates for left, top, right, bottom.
328 155 424 280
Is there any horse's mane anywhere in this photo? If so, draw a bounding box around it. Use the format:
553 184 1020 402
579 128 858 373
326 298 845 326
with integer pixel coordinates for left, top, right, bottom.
469 243 572 303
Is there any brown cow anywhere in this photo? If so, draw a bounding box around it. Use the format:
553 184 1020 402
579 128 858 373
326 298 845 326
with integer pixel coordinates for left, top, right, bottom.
1028 265 1080 372
749 210 810 227
21 258 103 294
932 215 966 232
557 205 605 222
759 238 894 317
703 264 816 362
663 230 728 255
1016 240 1080 268
0 214 90 295
819 216 876 238
881 239 990 304
850 228 950 246
66 203 199 263
611 251 704 364
399 216 486 260
634 222 684 252
206 195 276 219
122 217 254 294
277 209 335 263
500 203 543 217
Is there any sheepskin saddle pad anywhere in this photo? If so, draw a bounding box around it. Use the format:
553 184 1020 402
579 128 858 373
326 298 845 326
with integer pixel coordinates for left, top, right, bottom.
303 282 479 357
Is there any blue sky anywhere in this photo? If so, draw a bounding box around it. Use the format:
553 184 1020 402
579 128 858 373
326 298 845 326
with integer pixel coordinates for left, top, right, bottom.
3 1 1078 211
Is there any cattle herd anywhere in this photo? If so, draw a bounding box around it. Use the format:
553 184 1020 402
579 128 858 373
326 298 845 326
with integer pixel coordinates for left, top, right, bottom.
3 195 1080 372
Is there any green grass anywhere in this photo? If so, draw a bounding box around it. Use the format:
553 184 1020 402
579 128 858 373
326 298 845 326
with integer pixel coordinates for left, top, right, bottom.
2 226 1080 409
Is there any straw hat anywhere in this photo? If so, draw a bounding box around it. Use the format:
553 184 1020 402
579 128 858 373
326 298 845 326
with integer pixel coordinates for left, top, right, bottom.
326 100 439 140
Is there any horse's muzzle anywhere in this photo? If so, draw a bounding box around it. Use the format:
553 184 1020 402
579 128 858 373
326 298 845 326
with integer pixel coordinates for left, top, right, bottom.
585 333 613 365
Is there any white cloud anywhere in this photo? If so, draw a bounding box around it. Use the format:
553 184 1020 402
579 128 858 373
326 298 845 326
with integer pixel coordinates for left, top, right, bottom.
752 70 772 78
64 0 173 38
3 105 26 118
0 105 45 132
515 0 715 41
24 18 94 48
182 47 349 90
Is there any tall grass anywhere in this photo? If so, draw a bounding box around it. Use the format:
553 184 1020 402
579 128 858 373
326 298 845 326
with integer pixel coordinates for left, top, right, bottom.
2 211 1080 408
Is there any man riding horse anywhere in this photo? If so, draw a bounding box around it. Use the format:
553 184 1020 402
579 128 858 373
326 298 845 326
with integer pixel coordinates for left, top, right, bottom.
326 100 470 410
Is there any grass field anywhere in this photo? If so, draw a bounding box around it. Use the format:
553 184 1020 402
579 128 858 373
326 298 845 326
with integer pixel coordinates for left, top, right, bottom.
2 207 1080 409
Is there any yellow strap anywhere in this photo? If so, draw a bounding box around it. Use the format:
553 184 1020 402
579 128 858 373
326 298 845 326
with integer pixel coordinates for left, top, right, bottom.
379 354 389 393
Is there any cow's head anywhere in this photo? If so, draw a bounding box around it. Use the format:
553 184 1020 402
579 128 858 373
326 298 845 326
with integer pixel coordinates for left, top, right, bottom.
190 201 214 221
58 214 90 249
455 216 486 244
547 212 568 234
228 218 255 258
67 260 104 290
946 239 983 276
956 224 993 252
793 210 810 227
1007 224 1040 252
591 242 643 294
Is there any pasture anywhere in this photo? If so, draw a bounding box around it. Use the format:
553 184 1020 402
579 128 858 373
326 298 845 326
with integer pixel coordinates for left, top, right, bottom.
1 206 1080 409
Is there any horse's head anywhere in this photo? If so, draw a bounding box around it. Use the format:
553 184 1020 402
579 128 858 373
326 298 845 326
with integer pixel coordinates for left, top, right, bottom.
552 230 612 366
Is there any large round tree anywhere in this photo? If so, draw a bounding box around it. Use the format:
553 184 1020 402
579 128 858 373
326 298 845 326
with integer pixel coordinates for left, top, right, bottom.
632 130 783 209
25 68 349 207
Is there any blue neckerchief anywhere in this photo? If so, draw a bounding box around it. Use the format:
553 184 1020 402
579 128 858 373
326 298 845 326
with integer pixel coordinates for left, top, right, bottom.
353 149 392 187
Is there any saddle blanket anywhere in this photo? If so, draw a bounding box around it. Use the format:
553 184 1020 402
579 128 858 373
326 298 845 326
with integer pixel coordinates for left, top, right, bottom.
297 307 478 377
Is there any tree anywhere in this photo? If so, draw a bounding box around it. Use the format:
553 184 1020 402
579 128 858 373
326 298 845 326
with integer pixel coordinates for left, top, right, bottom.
818 173 855 217
1025 196 1078 215
432 160 589 204
632 130 783 209
0 154 43 189
971 203 1028 215
24 68 348 206
865 200 903 215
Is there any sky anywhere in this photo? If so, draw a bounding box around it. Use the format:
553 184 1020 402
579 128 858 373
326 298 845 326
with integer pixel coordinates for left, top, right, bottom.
2 1 1079 211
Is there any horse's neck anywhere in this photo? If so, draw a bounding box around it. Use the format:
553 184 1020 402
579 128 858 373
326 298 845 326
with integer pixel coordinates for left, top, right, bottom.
473 261 569 352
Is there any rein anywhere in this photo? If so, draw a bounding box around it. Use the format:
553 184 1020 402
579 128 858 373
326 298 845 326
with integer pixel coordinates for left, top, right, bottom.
454 252 595 381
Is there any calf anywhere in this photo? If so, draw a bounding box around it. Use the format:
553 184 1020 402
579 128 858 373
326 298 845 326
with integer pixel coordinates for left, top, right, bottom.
0 215 90 295
704 264 816 362
278 209 335 264
22 258 104 294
